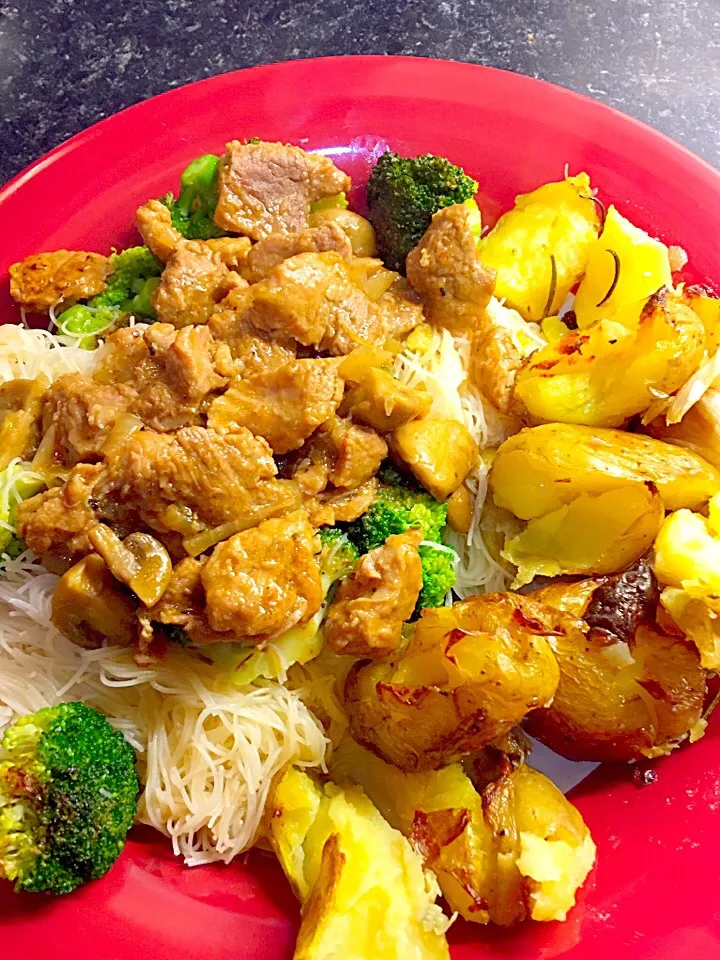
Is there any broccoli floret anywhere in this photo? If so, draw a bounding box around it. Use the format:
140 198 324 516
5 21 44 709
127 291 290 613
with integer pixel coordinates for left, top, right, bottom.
318 527 360 586
55 246 163 346
346 465 448 553
161 154 227 241
345 465 456 612
0 702 138 895
366 151 479 272
417 542 457 613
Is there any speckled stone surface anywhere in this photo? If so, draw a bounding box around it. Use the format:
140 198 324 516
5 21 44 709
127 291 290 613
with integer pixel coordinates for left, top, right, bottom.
0 0 718 185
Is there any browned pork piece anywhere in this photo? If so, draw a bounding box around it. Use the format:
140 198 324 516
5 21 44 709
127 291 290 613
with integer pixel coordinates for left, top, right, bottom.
281 418 386 498
325 529 423 658
43 374 136 466
207 358 345 454
305 479 379 528
9 251 110 312
243 222 353 282
95 425 299 535
16 463 104 572
135 199 184 262
94 323 227 432
406 204 496 332
201 510 323 642
151 240 244 327
246 252 421 355
145 556 237 647
0 375 49 467
213 140 351 239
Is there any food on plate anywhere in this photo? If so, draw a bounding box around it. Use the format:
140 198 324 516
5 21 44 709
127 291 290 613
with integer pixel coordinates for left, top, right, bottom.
2 136 719 954
525 563 707 761
0 702 138 893
330 735 595 925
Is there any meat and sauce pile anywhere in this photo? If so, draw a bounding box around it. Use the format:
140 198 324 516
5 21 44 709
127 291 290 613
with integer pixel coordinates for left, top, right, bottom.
5 138 720 956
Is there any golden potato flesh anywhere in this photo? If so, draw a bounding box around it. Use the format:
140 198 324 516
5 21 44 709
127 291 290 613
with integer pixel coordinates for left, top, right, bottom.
681 286 720 353
514 291 706 427
343 593 560 771
389 415 479 501
330 737 595 926
502 483 664 587
573 205 672 329
490 422 720 520
264 767 450 960
477 173 600 322
525 574 706 761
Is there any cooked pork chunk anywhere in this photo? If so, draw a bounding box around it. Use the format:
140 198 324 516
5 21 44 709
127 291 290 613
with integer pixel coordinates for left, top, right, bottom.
152 240 243 327
96 323 227 431
148 556 235 647
9 251 110 313
214 140 351 240
16 463 103 571
306 479 378 527
44 374 135 465
202 510 323 641
136 199 183 262
319 417 388 489
207 358 344 454
209 307 297 377
97 426 297 533
406 204 496 331
325 529 423 658
247 252 418 356
243 222 352 283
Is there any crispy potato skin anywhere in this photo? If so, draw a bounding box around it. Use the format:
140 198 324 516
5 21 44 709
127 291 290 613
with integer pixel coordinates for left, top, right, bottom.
514 291 706 427
331 737 595 925
525 578 706 761
343 594 560 771
490 423 720 520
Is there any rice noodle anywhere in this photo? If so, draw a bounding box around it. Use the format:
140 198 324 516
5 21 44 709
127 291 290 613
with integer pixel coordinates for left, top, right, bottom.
394 322 518 597
0 324 100 382
0 553 327 866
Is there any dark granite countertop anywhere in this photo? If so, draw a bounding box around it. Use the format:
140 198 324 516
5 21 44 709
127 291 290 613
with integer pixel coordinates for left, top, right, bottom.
0 0 718 185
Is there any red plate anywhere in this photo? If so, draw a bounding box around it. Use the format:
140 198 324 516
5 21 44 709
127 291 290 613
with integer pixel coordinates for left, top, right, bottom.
1 56 720 960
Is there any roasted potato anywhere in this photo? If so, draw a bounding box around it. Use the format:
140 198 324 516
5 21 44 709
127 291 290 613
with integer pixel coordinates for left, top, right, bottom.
574 205 672 329
653 494 720 669
647 383 720 470
330 737 595 926
514 291 706 427
501 483 664 587
681 285 720 353
343 593 560 771
264 766 450 960
490 423 720 520
525 571 706 761
389 415 479 501
477 174 600 322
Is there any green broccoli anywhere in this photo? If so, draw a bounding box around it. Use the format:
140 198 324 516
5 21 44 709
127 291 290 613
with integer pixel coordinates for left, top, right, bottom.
417 542 458 611
366 151 479 272
344 465 457 613
161 154 227 241
318 526 360 587
0 702 138 895
55 246 163 346
0 462 45 559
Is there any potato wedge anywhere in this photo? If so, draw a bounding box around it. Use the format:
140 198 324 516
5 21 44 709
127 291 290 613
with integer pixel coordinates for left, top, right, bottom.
514 291 706 427
264 767 450 960
525 573 706 761
477 173 600 322
681 285 720 353
574 205 672 329
330 737 595 926
490 422 720 520
343 593 560 771
501 483 664 587
389 415 479 500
